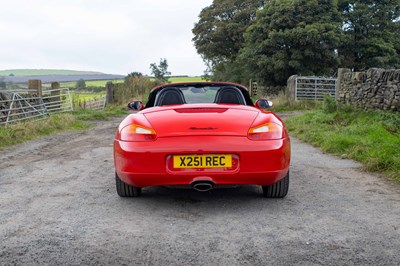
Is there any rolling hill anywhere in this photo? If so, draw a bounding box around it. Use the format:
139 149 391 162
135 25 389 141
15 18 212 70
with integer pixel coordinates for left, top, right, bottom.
0 69 105 76
0 69 125 84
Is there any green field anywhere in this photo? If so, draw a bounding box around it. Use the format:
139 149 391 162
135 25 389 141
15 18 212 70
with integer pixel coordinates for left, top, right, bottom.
169 76 205 83
71 92 106 109
58 76 205 88
60 79 124 88
0 69 104 76
71 92 105 100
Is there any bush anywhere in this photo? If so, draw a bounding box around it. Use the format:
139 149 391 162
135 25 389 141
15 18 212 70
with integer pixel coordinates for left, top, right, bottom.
76 79 86 89
323 95 337 113
112 76 157 104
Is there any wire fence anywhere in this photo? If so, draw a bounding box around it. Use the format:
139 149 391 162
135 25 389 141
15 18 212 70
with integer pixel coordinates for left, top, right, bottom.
74 96 106 111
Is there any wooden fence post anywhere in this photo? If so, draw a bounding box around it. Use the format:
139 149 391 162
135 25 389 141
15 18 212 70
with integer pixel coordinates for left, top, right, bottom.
28 80 42 97
50 82 61 110
51 82 60 99
286 75 297 101
106 82 114 105
252 80 258 97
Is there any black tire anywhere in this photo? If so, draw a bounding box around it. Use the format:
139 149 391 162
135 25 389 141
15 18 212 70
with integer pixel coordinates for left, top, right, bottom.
115 172 141 197
262 171 289 198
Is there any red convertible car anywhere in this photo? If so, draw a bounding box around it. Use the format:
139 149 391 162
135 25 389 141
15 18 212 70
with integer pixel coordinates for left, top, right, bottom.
114 82 290 197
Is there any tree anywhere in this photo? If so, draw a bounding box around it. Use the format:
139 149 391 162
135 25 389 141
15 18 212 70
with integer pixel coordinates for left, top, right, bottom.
127 72 143 78
338 0 400 70
192 0 265 82
75 79 86 89
193 0 265 64
240 0 343 86
150 58 171 83
125 72 143 84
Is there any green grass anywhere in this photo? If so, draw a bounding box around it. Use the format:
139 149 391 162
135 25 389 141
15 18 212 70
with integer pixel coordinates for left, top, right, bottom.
285 106 400 181
0 69 103 76
168 76 205 83
269 91 323 112
0 105 129 150
70 92 106 109
72 105 129 121
73 92 106 98
0 114 87 149
71 92 106 100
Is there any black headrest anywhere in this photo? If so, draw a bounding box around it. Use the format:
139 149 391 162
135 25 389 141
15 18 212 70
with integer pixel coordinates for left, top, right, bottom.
214 86 246 105
154 87 186 106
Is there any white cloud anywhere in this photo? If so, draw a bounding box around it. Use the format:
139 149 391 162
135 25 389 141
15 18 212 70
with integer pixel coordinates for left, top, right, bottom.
0 0 212 75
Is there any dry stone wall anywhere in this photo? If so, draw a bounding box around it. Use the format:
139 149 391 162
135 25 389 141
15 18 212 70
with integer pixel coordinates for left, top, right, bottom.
259 85 283 97
337 68 400 111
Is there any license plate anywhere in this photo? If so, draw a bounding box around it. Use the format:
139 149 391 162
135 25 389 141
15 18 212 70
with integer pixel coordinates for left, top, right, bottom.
173 154 232 169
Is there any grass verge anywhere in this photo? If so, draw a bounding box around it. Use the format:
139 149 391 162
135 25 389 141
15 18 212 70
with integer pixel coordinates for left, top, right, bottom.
269 91 323 112
72 105 128 121
0 105 129 150
285 104 400 181
0 114 86 149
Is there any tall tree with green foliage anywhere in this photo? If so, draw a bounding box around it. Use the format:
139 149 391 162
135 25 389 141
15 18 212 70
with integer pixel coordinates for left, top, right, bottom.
338 0 400 70
192 0 265 81
150 58 171 83
240 0 343 86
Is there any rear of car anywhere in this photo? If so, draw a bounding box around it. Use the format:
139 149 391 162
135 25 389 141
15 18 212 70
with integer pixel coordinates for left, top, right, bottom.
114 82 290 198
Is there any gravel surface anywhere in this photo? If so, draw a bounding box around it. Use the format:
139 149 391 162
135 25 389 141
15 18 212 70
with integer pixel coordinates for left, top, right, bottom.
1 116 399 265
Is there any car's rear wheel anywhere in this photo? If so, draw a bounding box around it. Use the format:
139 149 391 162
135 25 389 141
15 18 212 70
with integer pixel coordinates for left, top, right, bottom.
115 172 141 197
262 171 289 198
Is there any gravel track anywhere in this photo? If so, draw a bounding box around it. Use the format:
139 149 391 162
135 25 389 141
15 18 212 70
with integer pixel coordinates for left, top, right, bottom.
0 116 399 265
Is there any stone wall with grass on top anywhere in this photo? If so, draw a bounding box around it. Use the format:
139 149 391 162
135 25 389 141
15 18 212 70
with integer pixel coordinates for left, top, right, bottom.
337 68 400 111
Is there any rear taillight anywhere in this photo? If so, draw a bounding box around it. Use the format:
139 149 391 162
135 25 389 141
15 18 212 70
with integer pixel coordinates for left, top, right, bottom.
120 124 157 141
248 122 283 140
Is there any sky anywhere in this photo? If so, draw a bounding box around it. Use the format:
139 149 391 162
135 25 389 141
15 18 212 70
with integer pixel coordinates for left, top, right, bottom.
0 0 213 76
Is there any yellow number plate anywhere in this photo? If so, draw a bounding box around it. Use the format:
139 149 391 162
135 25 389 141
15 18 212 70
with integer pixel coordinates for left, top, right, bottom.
173 155 232 169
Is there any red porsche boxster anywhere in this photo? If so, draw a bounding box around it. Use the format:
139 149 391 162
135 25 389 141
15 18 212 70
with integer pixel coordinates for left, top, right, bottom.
114 82 290 198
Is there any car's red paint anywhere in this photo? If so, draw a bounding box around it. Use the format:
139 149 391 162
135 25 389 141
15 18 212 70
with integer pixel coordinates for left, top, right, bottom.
138 105 259 137
114 82 290 194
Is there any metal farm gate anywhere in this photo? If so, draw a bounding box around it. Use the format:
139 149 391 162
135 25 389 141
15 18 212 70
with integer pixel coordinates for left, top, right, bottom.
0 90 48 125
295 77 337 100
42 88 73 113
0 88 73 125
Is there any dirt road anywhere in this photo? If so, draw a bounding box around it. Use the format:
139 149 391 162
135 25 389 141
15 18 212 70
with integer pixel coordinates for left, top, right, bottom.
1 116 399 265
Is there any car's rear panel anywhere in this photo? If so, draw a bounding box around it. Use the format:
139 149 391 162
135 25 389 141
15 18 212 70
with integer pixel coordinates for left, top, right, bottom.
114 135 290 187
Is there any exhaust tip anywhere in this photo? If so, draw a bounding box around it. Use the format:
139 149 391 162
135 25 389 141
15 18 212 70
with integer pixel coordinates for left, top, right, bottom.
192 182 214 192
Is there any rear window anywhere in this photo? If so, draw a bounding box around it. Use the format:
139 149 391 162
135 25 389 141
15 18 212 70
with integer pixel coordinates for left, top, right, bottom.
180 86 219 104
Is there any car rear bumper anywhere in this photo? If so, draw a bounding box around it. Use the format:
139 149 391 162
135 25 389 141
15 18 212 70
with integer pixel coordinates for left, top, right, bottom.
114 136 290 188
